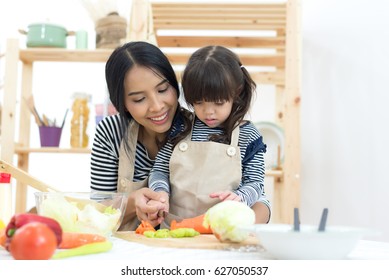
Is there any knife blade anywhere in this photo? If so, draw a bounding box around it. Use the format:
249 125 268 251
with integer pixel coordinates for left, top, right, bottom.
162 211 184 225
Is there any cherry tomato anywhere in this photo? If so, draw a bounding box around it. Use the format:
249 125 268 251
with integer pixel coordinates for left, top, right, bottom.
9 222 57 260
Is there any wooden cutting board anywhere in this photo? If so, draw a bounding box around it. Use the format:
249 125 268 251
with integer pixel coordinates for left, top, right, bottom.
114 231 259 250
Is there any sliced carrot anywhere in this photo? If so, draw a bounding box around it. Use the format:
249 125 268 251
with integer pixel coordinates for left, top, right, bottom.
59 232 106 249
170 214 213 234
135 221 156 235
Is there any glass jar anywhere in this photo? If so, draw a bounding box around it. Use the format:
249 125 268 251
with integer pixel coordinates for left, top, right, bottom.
70 93 90 148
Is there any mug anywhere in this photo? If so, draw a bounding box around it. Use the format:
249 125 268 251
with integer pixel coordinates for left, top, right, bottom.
76 30 88 49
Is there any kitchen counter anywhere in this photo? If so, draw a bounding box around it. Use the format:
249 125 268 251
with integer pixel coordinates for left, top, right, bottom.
1 237 389 260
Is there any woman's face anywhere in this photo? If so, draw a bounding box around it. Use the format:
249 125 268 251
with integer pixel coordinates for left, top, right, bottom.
123 66 178 136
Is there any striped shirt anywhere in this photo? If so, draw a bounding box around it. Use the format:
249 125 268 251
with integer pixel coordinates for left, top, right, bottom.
149 117 270 208
90 115 154 191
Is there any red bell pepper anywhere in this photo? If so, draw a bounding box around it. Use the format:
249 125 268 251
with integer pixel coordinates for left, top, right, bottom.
5 213 63 251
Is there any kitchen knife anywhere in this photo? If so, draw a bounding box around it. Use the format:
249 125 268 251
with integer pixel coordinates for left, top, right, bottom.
162 211 184 225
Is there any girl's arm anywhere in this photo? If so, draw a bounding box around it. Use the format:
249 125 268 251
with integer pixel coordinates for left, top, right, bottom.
148 142 174 194
252 200 271 224
235 123 271 222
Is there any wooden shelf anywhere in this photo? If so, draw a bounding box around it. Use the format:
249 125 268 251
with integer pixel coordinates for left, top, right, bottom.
19 48 113 64
14 147 91 154
2 0 301 223
265 169 283 178
149 1 301 224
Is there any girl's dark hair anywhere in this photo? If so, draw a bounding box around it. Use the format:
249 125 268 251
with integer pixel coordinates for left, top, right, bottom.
181 45 257 144
105 41 190 154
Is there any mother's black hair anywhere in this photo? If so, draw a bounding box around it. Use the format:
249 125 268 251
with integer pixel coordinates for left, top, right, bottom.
105 41 186 154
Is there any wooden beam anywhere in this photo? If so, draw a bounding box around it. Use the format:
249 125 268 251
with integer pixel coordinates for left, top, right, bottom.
152 3 287 31
19 49 112 64
153 22 286 31
166 53 285 68
280 0 302 224
152 3 287 13
252 71 285 86
0 160 59 193
156 36 285 49
175 70 285 86
1 39 18 163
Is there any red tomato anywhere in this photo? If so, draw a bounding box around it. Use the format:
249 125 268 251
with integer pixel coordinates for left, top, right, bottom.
10 222 57 260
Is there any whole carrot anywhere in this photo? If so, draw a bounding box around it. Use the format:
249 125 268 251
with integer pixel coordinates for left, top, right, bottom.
170 214 213 234
59 232 106 249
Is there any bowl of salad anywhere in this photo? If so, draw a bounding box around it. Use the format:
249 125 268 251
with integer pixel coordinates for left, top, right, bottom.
35 191 128 237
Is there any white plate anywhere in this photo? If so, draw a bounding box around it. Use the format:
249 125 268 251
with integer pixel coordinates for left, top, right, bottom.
254 122 284 169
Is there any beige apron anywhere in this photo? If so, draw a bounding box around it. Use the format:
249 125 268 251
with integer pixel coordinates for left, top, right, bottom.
168 124 242 219
117 121 147 231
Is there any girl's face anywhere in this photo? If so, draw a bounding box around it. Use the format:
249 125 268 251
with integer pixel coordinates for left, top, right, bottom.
193 100 233 128
123 66 178 137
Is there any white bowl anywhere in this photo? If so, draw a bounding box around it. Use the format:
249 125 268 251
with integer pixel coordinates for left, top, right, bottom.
240 223 378 260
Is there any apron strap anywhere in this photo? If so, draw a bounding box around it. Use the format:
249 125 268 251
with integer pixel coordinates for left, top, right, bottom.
118 120 139 185
230 124 240 147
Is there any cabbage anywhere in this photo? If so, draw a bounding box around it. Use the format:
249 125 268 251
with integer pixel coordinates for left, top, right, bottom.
203 200 255 242
76 204 121 236
40 195 79 232
40 196 121 236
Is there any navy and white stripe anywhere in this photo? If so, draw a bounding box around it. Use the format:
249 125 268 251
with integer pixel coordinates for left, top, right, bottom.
90 115 154 191
149 118 270 208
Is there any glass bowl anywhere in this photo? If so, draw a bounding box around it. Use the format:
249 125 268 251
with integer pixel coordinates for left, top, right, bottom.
34 191 128 237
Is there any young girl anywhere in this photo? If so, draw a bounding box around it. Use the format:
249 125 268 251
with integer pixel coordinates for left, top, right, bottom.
149 45 270 223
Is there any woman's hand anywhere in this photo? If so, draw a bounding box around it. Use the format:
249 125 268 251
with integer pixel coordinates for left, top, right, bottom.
209 191 241 202
134 188 167 227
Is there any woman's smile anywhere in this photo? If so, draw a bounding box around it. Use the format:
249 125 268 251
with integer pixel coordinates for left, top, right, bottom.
149 111 169 124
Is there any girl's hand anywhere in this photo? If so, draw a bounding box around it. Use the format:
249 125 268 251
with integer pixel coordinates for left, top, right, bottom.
209 191 241 202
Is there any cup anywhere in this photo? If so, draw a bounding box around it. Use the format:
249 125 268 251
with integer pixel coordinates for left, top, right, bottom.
39 126 62 147
76 30 88 49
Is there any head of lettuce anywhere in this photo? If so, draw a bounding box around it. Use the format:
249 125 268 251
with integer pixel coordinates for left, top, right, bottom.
203 200 255 242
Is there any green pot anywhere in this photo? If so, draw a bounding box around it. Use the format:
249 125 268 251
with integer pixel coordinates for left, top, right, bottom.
20 23 74 48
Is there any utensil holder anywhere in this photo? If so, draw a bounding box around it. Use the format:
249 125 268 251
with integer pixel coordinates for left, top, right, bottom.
39 126 62 147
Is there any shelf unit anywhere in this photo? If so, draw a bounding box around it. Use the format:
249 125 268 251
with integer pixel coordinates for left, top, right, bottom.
146 0 302 223
1 0 300 223
0 39 111 213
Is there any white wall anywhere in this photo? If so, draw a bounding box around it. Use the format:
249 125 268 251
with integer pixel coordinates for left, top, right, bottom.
1 0 388 242
301 0 389 242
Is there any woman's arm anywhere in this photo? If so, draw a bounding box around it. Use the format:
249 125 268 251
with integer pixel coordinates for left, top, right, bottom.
90 115 122 191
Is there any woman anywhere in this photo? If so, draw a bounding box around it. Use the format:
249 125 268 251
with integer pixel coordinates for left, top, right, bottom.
90 41 190 230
